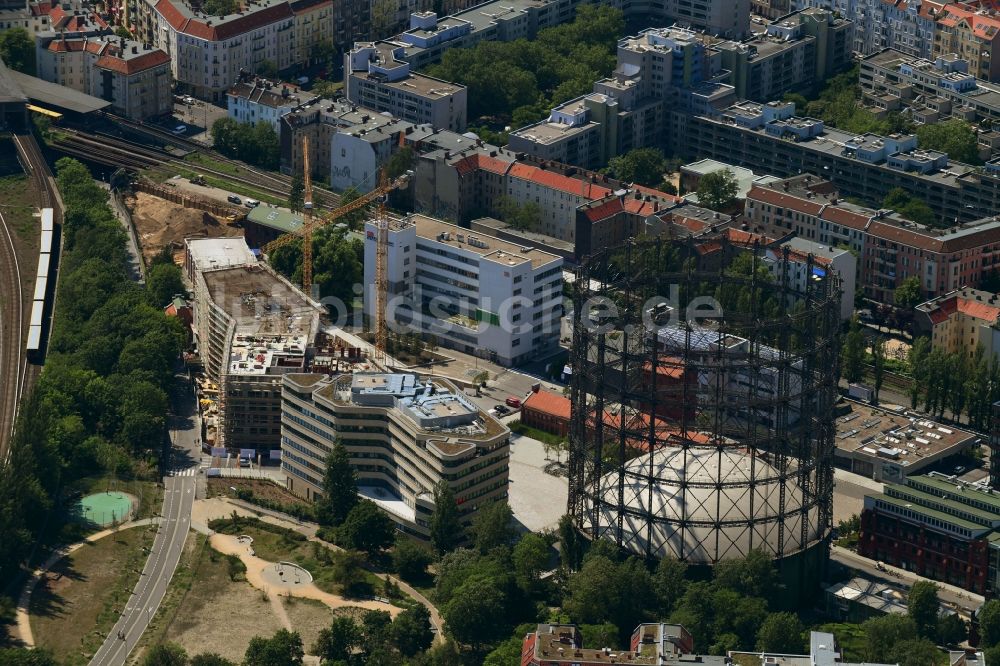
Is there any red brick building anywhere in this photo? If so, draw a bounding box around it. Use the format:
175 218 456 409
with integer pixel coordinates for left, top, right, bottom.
521 389 571 437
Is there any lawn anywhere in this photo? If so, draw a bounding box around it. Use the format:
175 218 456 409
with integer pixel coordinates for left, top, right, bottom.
29 525 156 665
814 623 866 662
206 478 315 520
0 173 40 247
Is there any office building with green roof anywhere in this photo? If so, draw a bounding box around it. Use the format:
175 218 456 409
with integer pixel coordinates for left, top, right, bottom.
859 474 1000 597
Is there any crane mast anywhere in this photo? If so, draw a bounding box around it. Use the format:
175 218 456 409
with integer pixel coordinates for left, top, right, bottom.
374 173 389 365
302 135 314 293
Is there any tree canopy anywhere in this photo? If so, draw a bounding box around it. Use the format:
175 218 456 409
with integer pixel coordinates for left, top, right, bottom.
244 629 304 666
606 148 670 188
430 481 463 555
0 28 35 75
894 275 923 310
210 118 280 170
883 188 937 227
338 499 396 556
315 441 358 527
696 169 740 211
425 6 624 124
916 119 981 165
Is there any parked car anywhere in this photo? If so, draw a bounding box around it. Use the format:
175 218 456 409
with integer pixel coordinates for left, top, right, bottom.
494 405 510 416
244 198 260 208
227 194 243 205
172 124 187 135
505 396 522 409
954 465 966 475
239 457 251 468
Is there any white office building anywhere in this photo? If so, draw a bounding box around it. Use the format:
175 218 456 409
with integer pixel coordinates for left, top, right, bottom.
362 214 563 366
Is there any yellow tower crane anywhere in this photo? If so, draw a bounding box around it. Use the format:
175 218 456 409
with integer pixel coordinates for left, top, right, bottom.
262 170 409 361
301 135 314 292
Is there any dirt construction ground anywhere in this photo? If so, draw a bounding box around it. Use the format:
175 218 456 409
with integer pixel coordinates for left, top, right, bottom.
128 191 242 263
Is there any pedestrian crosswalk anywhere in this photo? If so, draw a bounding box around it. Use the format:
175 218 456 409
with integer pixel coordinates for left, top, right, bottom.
167 467 197 477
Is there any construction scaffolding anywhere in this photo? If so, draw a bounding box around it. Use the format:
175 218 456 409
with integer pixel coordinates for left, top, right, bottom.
567 236 840 595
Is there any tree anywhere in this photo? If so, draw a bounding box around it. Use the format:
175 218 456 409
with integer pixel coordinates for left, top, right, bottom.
654 556 688 616
146 262 186 309
392 604 435 656
908 581 940 638
979 599 1000 647
937 613 966 646
244 629 304 666
883 189 936 227
472 501 516 554
872 337 886 404
757 612 805 654
696 169 739 211
316 442 357 527
312 615 359 662
143 643 188 666
430 481 463 555
563 555 654 632
386 147 415 179
888 638 940 666
189 655 236 666
842 319 866 384
339 500 396 557
289 174 304 213
497 196 542 231
336 187 373 229
917 119 980 164
908 336 931 409
894 275 923 310
255 60 279 78
393 537 433 582
862 614 917 663
442 575 509 650
712 549 778 599
201 0 238 14
606 148 669 187
114 26 132 39
558 514 583 571
0 28 35 74
512 532 550 593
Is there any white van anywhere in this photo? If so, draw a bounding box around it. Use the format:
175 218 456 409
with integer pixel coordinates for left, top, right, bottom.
244 199 260 208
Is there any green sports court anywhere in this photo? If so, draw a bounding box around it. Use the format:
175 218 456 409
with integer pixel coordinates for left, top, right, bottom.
75 491 134 527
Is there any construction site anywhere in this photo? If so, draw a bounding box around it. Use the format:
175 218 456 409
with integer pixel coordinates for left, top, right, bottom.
567 236 842 604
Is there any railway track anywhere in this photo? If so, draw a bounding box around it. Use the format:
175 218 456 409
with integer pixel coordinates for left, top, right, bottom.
1 133 53 463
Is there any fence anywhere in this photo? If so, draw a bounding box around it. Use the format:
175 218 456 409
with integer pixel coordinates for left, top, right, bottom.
134 179 242 219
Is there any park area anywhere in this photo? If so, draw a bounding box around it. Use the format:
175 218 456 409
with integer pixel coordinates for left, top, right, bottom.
73 491 134 528
135 533 336 664
28 526 156 665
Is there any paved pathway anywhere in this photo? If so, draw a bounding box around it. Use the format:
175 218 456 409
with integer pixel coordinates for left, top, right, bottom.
194 496 446 641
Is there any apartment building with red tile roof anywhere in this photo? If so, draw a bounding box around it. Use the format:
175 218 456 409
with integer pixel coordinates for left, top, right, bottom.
934 3 1000 81
35 34 171 119
134 0 299 101
915 287 1000 359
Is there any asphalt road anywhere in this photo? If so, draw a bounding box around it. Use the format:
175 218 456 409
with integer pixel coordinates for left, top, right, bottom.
831 545 985 613
88 474 195 666
88 372 201 666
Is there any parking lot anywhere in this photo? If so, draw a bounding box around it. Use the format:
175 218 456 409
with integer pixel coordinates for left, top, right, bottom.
166 100 229 144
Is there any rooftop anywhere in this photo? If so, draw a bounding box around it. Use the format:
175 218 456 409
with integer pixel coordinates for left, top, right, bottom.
7 69 109 113
916 287 1000 324
201 264 321 342
186 237 258 272
835 399 977 467
228 78 316 109
355 68 464 98
406 214 562 270
152 0 294 41
312 373 508 447
825 577 908 615
246 205 304 234
0 57 26 105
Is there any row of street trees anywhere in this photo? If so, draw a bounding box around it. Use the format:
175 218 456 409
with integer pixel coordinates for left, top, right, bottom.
0 159 186 659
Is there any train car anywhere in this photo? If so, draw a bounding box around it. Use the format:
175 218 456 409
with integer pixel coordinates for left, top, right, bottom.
29 299 43 328
40 208 53 233
32 276 47 302
39 229 53 256
26 325 42 359
37 253 49 279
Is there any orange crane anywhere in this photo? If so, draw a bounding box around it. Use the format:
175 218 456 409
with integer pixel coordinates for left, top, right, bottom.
262 169 409 360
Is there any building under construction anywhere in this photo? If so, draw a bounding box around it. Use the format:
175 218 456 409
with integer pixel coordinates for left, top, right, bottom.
188 238 325 457
567 237 841 602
